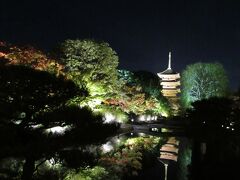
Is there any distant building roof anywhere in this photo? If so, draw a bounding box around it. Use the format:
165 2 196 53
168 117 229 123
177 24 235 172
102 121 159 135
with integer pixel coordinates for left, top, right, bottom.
159 68 177 74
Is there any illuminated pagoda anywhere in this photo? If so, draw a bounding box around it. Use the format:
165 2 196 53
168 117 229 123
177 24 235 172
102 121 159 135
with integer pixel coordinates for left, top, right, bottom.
157 52 181 114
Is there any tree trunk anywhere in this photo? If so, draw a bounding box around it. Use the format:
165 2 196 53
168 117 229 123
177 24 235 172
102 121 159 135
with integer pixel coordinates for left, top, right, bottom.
22 157 35 180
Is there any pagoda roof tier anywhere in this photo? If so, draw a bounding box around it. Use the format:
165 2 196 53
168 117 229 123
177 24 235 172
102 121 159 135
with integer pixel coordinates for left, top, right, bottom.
161 81 181 86
158 73 180 79
162 94 180 97
162 86 179 90
162 91 181 97
159 68 177 75
160 79 180 82
162 89 181 93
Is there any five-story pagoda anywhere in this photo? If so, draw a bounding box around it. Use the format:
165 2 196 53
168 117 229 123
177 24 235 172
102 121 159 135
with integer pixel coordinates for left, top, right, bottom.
157 52 180 114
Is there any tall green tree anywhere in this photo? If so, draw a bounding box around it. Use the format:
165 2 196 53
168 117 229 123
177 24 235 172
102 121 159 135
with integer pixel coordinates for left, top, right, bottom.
58 39 119 109
181 62 229 109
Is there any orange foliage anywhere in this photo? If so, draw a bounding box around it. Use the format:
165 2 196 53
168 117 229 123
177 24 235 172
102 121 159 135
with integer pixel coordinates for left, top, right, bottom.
0 52 6 57
104 85 147 114
0 41 64 76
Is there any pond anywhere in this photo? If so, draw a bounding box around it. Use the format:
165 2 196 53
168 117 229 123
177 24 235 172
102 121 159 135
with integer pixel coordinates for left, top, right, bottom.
0 130 191 180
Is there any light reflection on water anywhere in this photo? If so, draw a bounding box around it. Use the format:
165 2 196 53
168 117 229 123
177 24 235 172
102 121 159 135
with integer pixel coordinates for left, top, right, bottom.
100 131 161 154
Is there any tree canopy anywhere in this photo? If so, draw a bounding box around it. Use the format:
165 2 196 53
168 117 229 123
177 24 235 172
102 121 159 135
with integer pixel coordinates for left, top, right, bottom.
0 65 79 127
0 39 174 180
181 62 229 109
58 39 119 108
1 40 170 119
104 70 170 116
0 41 63 75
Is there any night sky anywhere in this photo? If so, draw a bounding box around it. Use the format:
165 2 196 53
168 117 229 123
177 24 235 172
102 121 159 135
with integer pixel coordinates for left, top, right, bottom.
1 0 240 90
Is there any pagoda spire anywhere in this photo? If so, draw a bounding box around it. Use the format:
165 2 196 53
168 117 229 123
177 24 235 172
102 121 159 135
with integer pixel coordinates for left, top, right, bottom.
168 52 171 69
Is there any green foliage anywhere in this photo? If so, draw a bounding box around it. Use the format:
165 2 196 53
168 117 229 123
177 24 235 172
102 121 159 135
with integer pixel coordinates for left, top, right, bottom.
97 104 128 123
0 158 24 180
177 140 192 180
59 39 119 109
181 62 229 109
125 136 160 151
64 166 109 180
58 40 170 116
118 69 136 86
134 71 162 98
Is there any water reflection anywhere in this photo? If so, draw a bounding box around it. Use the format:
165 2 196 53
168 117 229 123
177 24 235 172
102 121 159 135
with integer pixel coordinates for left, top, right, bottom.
0 128 191 180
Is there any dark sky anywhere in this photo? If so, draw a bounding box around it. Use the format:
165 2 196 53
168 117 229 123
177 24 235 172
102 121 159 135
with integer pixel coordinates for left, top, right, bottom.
1 0 240 90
